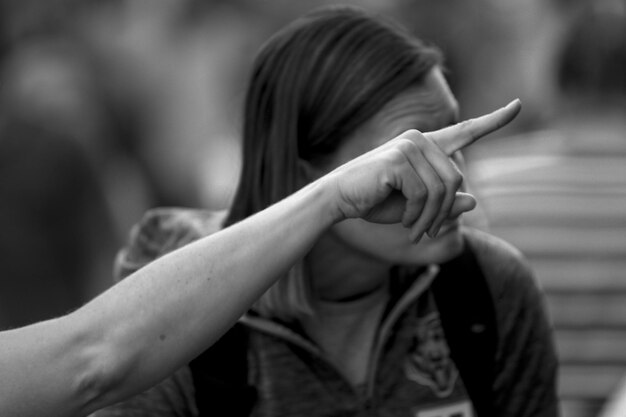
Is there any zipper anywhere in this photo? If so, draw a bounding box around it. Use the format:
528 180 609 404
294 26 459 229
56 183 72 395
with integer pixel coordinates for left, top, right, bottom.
240 313 362 397
240 267 438 402
365 265 439 397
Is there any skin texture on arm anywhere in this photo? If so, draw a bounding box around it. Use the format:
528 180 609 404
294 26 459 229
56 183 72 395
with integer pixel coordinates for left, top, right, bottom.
0 180 338 417
0 99 520 417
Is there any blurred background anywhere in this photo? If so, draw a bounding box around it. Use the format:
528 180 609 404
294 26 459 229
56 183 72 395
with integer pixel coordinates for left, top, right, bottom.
0 1 623 416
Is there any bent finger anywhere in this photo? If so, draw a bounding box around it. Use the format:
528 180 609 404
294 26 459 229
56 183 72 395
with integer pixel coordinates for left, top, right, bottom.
403 138 461 237
406 152 446 242
399 171 428 228
422 150 463 237
408 192 476 243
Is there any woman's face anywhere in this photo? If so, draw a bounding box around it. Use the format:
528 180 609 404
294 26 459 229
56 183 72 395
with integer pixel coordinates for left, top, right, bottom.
317 67 465 266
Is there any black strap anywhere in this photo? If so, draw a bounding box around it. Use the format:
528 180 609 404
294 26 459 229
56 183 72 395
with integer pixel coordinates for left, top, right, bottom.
432 243 497 417
189 323 256 417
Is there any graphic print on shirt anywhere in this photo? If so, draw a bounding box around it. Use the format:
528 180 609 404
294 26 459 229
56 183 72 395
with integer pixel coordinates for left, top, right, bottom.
404 312 458 397
416 400 473 417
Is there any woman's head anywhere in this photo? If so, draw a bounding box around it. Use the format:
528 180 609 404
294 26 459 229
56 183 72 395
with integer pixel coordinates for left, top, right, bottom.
226 6 447 319
227 5 442 224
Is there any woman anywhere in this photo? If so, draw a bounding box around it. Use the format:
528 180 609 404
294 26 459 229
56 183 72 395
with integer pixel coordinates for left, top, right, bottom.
95 6 558 417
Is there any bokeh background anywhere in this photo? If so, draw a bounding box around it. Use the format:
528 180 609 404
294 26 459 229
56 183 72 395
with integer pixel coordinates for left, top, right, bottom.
0 1 624 416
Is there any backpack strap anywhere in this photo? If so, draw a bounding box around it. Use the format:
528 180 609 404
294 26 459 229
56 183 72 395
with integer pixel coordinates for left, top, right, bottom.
189 323 257 417
431 241 498 417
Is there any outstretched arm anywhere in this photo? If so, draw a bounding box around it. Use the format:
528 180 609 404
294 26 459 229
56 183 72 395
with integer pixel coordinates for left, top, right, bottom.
0 100 520 417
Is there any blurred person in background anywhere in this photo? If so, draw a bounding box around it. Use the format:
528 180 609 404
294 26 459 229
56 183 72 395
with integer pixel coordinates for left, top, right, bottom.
469 1 626 417
0 1 122 327
0 105 118 329
95 6 558 417
0 0 228 327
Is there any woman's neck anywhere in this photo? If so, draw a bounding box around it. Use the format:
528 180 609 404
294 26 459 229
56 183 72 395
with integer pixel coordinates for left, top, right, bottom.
300 273 389 387
307 231 392 302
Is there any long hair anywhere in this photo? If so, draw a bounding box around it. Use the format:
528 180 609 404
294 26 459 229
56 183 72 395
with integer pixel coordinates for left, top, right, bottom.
225 5 442 320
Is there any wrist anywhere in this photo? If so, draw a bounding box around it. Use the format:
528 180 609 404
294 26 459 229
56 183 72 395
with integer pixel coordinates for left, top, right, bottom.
298 175 345 227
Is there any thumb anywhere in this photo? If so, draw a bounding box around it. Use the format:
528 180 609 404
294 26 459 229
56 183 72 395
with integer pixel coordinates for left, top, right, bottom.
450 192 477 218
408 192 476 242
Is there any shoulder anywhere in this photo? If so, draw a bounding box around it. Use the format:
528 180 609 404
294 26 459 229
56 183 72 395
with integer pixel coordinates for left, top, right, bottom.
462 227 553 348
114 207 228 281
462 231 559 415
463 227 537 300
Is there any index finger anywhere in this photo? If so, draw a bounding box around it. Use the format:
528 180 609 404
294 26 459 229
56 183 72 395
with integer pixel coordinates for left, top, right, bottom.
427 98 522 155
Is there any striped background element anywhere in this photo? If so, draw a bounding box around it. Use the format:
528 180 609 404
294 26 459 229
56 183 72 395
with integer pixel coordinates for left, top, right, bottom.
468 127 626 417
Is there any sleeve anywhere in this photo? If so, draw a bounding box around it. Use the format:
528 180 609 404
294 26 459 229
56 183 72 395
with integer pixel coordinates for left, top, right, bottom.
468 228 560 417
92 208 227 417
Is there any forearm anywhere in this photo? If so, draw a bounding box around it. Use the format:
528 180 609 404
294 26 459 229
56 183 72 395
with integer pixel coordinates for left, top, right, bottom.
90 179 338 399
0 179 338 416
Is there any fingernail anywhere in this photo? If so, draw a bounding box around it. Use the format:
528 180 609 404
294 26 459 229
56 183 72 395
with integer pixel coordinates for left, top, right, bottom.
506 98 522 110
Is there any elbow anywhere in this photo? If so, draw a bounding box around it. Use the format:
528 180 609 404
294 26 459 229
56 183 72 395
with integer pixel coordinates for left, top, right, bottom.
73 351 117 413
69 320 133 414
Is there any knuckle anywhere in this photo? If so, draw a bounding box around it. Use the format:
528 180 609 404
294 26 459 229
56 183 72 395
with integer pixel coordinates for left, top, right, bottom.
385 148 406 165
379 145 400 160
389 140 417 162
401 129 426 144
460 119 478 138
396 137 419 150
449 172 464 189
403 128 422 137
459 118 474 129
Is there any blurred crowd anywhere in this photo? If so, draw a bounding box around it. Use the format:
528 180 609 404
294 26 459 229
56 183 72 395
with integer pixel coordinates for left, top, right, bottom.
0 1 624 416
